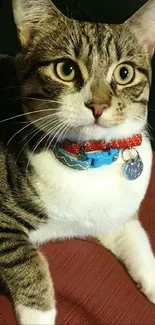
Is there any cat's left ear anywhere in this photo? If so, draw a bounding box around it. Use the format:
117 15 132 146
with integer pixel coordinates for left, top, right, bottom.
125 0 155 57
12 0 64 47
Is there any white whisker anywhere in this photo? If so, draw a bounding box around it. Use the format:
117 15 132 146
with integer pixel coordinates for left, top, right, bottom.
14 118 61 166
7 113 61 145
20 97 65 105
47 122 69 153
25 120 66 179
0 85 20 90
0 108 62 123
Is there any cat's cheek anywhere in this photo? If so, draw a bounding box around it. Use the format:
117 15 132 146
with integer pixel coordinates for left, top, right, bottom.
15 305 57 325
99 111 124 127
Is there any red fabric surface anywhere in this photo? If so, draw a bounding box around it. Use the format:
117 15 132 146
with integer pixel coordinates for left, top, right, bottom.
0 154 155 325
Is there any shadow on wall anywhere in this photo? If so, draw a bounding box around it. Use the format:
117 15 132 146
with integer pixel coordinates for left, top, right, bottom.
0 0 19 55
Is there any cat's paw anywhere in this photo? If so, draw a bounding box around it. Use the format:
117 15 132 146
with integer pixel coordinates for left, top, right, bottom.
136 268 155 304
143 289 155 304
16 305 56 325
138 279 155 304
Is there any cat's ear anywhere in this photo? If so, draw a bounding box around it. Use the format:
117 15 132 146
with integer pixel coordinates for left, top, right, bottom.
125 0 155 56
12 0 62 47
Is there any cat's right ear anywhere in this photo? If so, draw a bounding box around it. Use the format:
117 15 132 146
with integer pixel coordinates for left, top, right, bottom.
12 0 62 47
125 0 155 57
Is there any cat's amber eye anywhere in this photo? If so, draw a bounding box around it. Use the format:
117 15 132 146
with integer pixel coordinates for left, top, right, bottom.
113 63 135 85
55 60 77 82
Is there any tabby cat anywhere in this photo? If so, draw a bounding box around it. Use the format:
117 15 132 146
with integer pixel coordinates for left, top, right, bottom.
0 0 155 324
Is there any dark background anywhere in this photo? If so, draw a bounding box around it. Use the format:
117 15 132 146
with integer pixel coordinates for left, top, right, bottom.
0 0 155 148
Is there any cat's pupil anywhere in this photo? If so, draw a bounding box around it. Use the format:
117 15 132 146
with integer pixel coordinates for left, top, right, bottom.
62 63 74 76
120 67 129 80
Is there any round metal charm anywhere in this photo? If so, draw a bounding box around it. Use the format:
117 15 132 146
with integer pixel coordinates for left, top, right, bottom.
122 149 144 181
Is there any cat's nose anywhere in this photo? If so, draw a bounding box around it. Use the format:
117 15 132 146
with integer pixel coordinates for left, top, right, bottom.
85 102 109 119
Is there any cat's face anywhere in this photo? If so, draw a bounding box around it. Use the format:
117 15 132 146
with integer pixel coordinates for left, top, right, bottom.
13 0 155 142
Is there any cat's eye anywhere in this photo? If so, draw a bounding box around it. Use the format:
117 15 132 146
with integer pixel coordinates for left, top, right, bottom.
113 64 135 85
55 60 77 82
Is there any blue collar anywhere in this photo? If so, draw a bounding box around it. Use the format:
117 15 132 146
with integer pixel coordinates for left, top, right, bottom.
53 143 120 171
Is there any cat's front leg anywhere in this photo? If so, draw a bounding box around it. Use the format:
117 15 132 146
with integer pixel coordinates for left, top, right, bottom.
98 216 155 303
0 233 56 325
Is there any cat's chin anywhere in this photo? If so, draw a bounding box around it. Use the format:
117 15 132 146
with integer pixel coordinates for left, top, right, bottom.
63 118 145 143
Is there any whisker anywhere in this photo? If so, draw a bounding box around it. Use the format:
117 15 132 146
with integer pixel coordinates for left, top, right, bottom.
128 113 153 140
0 85 20 90
7 121 31 145
52 124 70 150
7 113 60 145
46 122 69 153
4 96 21 101
20 97 65 105
28 119 64 155
23 115 63 147
0 108 62 123
14 117 61 165
25 120 66 179
19 116 58 145
148 106 155 112
0 108 83 124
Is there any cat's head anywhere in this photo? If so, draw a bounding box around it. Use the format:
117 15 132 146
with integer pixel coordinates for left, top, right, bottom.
13 0 155 142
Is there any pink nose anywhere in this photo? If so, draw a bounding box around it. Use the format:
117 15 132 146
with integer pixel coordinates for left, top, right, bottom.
85 102 109 119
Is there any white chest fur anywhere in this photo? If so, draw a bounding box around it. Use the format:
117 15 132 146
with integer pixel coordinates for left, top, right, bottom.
29 135 152 245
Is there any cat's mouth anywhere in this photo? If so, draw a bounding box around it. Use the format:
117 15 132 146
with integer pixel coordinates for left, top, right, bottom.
92 118 122 128
94 120 109 128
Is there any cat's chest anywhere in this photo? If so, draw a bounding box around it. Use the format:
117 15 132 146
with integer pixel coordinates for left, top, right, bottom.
29 137 152 244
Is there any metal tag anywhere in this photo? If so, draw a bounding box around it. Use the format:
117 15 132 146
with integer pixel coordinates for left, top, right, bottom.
122 149 144 181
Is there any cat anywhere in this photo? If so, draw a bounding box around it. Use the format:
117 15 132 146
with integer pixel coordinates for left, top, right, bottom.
0 0 155 324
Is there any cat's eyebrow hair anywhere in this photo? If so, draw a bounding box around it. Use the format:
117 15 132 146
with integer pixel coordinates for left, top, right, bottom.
115 43 122 61
106 35 113 57
106 35 123 61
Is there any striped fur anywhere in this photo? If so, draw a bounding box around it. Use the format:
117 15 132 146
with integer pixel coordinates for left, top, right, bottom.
0 0 155 323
